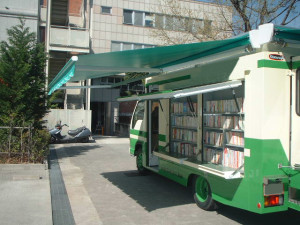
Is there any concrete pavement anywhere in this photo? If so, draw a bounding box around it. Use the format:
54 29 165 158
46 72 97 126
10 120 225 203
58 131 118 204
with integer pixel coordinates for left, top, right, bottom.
54 136 300 225
2 137 300 225
0 164 52 225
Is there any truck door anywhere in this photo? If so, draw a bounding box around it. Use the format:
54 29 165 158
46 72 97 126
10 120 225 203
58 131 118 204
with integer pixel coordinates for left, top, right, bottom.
291 68 300 166
148 100 159 166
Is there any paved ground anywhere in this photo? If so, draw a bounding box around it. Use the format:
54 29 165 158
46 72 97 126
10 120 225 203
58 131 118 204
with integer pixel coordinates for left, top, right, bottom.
54 136 300 225
0 164 52 225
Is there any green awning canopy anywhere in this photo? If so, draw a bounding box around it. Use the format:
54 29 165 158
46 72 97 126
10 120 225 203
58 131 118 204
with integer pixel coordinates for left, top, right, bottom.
48 23 300 95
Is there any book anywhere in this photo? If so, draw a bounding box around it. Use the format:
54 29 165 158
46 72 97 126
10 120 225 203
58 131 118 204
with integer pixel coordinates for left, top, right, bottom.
172 128 197 143
203 147 223 165
223 148 244 169
225 132 244 146
172 101 198 114
205 98 244 113
204 131 223 146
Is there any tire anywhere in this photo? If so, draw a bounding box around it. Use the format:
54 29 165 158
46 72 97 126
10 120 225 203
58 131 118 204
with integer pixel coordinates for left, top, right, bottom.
50 136 56 144
81 137 89 143
136 148 147 175
193 175 217 211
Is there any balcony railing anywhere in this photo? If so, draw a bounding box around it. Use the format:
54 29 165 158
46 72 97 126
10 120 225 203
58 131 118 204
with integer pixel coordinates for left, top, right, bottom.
50 25 89 52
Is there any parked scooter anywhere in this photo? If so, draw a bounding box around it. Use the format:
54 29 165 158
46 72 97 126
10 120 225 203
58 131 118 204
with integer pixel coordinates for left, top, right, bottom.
49 123 91 144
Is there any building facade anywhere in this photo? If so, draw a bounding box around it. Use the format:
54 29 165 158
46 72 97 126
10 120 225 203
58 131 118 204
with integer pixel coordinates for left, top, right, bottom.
2 0 231 135
0 0 39 42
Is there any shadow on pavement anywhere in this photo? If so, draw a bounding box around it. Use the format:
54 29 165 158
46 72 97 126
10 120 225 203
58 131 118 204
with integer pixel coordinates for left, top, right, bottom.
52 144 101 160
92 135 127 140
101 170 194 212
101 169 300 224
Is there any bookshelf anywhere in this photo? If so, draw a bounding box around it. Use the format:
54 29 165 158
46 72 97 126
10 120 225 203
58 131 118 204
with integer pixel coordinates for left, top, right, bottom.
203 89 245 170
170 96 199 158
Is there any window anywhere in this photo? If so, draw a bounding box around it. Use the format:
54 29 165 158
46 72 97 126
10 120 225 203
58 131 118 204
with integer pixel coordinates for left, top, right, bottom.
155 14 164 28
101 6 112 14
145 13 154 27
122 9 209 33
108 77 114 83
134 11 144 26
111 42 121 52
165 16 174 30
123 43 132 51
132 102 145 129
123 10 154 27
111 41 155 52
134 44 143 49
124 10 133 24
297 69 300 116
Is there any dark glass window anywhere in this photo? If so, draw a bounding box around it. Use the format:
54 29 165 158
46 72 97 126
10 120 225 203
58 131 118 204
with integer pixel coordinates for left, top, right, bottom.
101 6 112 14
124 10 133 24
134 11 143 26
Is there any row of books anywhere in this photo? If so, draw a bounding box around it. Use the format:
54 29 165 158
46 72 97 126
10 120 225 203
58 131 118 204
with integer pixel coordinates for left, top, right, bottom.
171 115 198 128
172 128 197 143
226 132 244 146
203 115 243 130
172 142 196 157
203 148 223 165
205 98 244 113
223 148 244 169
203 147 244 169
172 102 198 114
204 131 223 147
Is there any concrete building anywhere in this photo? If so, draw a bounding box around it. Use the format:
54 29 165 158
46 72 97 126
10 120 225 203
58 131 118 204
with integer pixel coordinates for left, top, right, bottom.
0 0 39 42
1 0 231 135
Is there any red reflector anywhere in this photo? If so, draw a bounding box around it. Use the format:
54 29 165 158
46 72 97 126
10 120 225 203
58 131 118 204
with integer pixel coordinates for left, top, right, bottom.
264 195 283 207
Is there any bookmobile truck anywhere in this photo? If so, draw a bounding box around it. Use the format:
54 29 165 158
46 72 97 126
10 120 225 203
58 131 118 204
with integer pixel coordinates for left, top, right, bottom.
119 24 300 214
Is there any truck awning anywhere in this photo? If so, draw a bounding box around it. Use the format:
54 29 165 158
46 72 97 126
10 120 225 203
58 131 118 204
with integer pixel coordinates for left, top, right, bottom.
117 80 242 102
48 23 300 95
48 33 250 95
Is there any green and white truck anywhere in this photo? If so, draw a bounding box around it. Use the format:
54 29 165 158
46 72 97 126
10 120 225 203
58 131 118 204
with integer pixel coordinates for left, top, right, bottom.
119 24 300 214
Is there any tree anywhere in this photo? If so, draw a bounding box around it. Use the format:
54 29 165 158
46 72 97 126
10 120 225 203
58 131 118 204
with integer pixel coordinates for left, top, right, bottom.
150 0 300 45
214 0 300 35
0 19 48 128
150 0 232 45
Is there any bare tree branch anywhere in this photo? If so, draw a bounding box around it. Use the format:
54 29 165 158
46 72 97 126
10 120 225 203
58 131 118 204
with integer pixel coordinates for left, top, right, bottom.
281 0 297 25
150 0 299 45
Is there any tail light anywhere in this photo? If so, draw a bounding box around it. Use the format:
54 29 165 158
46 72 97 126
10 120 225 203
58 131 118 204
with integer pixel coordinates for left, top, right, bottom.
264 195 284 207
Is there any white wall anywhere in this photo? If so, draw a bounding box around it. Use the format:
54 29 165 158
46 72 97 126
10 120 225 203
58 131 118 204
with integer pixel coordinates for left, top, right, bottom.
45 109 92 134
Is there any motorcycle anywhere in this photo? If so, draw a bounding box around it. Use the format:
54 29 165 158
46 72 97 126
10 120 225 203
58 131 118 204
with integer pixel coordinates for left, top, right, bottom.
49 123 91 144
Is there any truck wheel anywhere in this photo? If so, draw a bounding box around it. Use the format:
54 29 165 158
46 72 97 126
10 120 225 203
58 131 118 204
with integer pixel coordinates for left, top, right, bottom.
136 148 147 175
193 176 217 211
